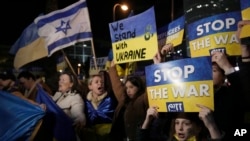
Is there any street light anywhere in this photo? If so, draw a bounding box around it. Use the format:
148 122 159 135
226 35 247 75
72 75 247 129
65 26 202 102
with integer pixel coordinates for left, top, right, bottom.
113 3 128 21
77 63 81 75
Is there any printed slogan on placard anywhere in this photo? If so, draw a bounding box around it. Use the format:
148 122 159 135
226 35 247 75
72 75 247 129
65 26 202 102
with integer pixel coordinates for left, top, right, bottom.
187 11 242 57
145 57 214 112
109 7 158 64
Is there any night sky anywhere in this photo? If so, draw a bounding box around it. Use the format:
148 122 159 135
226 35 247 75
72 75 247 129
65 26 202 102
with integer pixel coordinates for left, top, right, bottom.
0 0 183 49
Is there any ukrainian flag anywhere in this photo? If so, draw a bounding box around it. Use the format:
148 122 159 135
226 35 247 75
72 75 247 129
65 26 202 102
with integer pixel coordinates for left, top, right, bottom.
0 90 45 141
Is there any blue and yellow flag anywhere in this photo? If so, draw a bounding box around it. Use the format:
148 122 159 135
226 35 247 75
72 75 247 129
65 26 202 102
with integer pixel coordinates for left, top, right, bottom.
9 20 48 70
36 85 77 141
0 90 45 141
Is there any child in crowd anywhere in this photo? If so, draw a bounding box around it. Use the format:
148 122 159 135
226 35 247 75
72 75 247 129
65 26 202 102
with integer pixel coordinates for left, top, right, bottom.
155 41 245 140
137 105 223 141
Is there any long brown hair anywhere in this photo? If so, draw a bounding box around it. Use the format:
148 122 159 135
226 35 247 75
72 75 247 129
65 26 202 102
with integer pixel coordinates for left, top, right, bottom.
124 76 146 103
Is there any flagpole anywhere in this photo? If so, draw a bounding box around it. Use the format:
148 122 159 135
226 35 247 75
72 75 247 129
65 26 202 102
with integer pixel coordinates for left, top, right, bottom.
171 0 174 21
90 39 98 70
61 50 78 77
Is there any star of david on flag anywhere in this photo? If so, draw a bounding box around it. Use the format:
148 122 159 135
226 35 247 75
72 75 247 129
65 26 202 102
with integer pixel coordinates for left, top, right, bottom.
34 0 92 56
56 20 71 34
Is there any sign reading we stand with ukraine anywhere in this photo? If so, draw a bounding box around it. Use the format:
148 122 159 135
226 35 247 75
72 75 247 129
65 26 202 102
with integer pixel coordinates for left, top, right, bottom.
145 56 214 112
109 6 158 64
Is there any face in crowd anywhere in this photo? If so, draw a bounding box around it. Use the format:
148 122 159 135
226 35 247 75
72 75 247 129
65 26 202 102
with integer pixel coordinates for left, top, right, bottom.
0 73 16 91
125 76 145 99
19 77 33 90
58 73 74 93
170 112 201 141
88 75 104 96
125 81 138 99
212 63 225 87
174 118 195 141
0 78 11 90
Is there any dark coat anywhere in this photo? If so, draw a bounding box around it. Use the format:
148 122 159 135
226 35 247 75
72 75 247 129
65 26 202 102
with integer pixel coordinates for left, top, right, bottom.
109 66 149 141
239 61 250 110
213 71 245 140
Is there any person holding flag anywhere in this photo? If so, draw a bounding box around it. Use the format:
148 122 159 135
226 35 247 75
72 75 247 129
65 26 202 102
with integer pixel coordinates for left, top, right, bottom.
0 71 45 141
0 71 46 108
82 74 117 141
35 71 86 141
52 72 86 139
17 70 53 101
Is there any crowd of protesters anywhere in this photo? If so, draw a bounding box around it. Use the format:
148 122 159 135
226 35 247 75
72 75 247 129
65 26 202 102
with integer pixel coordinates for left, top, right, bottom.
1 20 250 141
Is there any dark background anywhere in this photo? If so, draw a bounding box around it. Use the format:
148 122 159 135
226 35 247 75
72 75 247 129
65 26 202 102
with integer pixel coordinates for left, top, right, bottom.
0 0 184 98
0 0 184 49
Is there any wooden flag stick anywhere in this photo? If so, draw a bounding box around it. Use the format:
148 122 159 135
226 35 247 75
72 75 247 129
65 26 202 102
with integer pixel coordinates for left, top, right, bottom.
90 39 97 70
61 49 85 92
61 50 77 77
171 0 174 21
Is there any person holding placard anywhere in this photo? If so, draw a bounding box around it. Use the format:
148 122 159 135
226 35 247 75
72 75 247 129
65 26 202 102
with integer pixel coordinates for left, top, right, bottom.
136 104 223 141
211 51 245 140
236 20 250 128
109 60 149 141
155 42 244 140
236 20 250 107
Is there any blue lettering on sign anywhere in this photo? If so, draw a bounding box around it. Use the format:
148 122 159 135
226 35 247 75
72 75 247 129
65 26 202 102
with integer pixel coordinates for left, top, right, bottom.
166 102 184 112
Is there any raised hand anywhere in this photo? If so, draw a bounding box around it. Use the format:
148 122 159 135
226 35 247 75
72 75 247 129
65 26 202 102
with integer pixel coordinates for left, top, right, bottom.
141 106 159 129
160 43 174 56
211 51 233 73
110 60 115 67
236 20 250 42
197 104 221 139
153 51 162 64
196 104 215 128
146 106 159 120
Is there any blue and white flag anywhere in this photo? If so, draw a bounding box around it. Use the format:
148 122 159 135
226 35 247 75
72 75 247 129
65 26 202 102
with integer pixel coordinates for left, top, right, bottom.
34 0 92 56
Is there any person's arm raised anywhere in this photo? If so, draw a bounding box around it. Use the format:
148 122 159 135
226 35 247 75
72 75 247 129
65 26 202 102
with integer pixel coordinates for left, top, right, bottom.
141 106 159 129
236 20 250 62
197 104 222 140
